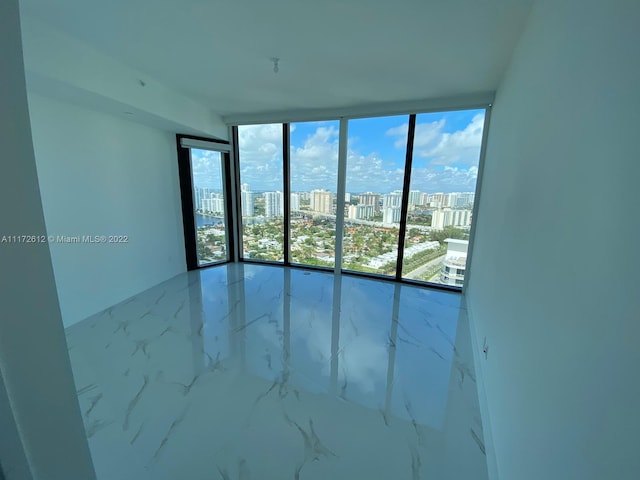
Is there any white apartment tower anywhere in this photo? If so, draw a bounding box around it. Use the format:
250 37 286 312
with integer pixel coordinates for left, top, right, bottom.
382 192 402 208
431 208 472 230
359 192 380 211
240 183 254 217
264 191 284 218
383 207 401 224
408 190 421 206
347 204 375 220
311 189 332 214
290 193 301 211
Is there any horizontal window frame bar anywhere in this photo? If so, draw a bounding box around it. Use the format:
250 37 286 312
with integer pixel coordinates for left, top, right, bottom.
180 137 231 152
223 93 494 126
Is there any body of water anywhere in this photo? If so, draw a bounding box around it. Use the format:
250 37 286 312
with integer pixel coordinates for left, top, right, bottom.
195 213 223 228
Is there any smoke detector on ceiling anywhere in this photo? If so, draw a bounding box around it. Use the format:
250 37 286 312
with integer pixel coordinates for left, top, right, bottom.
270 57 280 74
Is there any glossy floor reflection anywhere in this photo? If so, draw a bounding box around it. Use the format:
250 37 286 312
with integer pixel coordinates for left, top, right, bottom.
66 263 488 480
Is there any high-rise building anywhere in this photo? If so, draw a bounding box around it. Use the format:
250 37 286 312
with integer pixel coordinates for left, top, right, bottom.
431 208 452 230
240 183 254 217
454 192 475 208
311 189 332 214
427 192 445 208
264 191 283 218
452 209 472 227
359 192 380 211
382 206 401 224
419 192 430 206
431 208 472 229
347 204 375 220
344 192 351 203
408 190 421 206
195 186 213 210
439 239 469 287
290 193 301 211
382 192 402 208
201 193 224 214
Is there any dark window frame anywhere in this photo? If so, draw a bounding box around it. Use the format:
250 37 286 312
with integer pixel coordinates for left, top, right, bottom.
222 105 490 292
176 134 234 271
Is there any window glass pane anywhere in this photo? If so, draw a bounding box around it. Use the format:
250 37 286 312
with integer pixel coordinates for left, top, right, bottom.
400 110 485 286
237 124 284 262
191 149 228 266
290 121 339 267
342 115 408 276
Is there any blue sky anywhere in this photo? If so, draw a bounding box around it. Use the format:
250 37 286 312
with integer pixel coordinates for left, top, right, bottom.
193 109 485 194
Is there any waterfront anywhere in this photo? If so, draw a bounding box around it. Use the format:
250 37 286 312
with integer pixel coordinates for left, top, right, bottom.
195 213 223 228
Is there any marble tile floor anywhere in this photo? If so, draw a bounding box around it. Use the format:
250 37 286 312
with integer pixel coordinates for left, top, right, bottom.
66 263 488 480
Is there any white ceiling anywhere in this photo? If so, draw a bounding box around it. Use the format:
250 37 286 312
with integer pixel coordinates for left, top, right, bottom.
19 0 534 119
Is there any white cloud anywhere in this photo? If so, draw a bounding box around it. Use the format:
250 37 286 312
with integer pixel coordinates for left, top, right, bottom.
388 113 485 167
387 119 445 151
409 165 479 192
238 124 284 191
191 149 224 189
382 113 485 192
345 150 405 193
290 125 339 191
232 114 484 193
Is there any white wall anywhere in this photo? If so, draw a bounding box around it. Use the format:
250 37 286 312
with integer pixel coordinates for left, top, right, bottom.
467 1 640 479
0 1 96 478
28 93 187 327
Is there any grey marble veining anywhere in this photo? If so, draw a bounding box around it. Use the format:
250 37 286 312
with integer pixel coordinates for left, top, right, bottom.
66 263 488 480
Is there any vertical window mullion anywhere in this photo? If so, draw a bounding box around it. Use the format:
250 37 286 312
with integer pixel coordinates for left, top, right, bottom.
395 114 416 281
334 117 348 274
221 152 235 262
231 126 243 261
283 123 291 265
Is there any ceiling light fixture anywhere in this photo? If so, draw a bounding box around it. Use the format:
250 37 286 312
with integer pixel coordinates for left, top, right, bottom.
270 57 280 74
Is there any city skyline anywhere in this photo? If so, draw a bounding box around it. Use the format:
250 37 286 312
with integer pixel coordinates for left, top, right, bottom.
191 109 485 194
191 183 478 200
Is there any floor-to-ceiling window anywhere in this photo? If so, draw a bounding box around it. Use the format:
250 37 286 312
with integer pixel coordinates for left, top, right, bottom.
399 110 485 286
181 106 488 289
341 115 409 277
237 124 285 263
289 121 340 268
